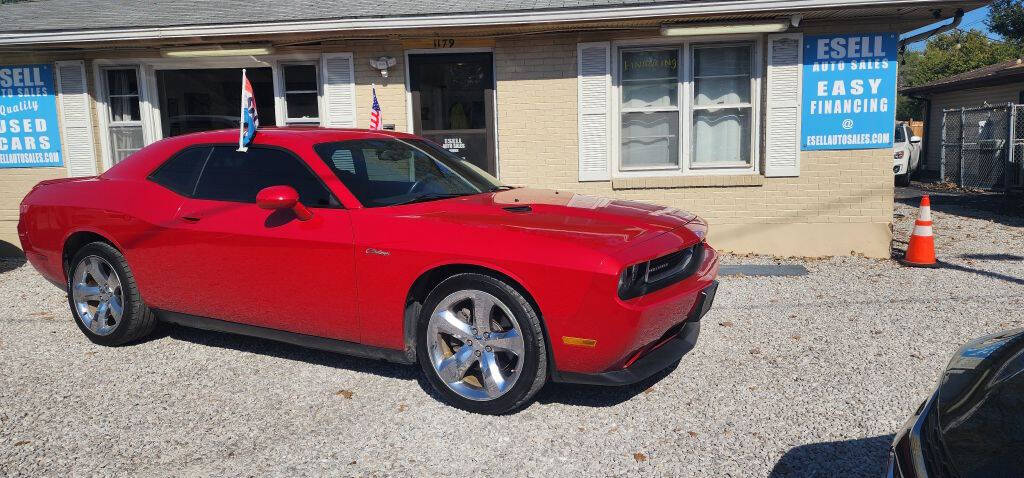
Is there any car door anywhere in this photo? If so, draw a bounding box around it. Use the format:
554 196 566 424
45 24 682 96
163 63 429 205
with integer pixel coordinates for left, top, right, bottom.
161 145 359 342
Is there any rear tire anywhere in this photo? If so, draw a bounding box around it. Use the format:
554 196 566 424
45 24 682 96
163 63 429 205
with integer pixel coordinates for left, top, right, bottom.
417 273 547 414
67 242 155 346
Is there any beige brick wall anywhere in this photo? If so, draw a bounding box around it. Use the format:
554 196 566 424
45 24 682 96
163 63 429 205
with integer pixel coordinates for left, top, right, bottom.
493 33 894 258
0 55 73 252
0 28 897 258
0 168 65 251
346 42 409 132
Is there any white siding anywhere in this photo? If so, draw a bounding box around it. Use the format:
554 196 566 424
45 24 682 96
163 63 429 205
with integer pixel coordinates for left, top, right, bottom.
321 53 357 128
55 60 98 177
577 41 611 182
764 34 803 177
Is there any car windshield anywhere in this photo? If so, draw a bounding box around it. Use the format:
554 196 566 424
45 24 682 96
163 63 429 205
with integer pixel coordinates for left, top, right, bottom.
894 125 906 143
313 138 505 207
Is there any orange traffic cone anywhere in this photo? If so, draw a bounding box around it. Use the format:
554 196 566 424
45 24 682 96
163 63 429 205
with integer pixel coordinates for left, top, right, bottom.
901 195 937 267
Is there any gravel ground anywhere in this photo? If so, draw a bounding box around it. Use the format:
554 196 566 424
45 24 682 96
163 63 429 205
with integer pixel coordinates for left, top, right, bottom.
2 192 1022 477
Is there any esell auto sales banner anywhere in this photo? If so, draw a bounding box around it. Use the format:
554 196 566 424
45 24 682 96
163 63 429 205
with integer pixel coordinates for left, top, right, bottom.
801 33 898 150
0 64 63 168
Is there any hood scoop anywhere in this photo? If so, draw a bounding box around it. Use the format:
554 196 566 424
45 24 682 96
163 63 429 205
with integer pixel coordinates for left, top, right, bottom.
502 205 533 213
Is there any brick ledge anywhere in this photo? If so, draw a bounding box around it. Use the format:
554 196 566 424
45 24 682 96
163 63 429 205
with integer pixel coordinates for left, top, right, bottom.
611 174 765 190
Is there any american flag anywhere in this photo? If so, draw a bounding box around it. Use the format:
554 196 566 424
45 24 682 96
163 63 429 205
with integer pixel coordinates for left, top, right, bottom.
369 87 382 130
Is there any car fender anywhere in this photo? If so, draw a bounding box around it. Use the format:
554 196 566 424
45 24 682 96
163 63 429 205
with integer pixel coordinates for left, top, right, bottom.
399 257 602 370
57 224 133 284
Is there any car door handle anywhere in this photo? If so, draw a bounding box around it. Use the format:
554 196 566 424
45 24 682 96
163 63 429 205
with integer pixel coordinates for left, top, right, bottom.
180 215 201 223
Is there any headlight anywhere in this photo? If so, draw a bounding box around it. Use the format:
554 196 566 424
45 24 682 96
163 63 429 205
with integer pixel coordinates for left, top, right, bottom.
894 150 905 159
618 262 648 300
618 243 704 300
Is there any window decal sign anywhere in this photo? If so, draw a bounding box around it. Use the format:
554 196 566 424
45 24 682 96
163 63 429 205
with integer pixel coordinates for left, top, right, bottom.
0 64 63 168
801 34 898 150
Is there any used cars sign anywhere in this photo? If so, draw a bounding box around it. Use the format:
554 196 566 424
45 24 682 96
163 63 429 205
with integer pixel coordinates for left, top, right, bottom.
801 33 898 150
0 64 63 168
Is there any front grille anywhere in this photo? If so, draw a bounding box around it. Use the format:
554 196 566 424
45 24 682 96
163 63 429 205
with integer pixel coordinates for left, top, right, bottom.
646 243 704 285
921 403 957 477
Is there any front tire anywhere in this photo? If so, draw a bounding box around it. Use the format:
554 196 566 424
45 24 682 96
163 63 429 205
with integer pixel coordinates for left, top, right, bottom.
67 242 155 346
417 273 547 414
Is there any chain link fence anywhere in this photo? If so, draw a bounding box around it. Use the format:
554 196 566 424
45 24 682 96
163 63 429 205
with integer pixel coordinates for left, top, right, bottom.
940 104 1017 190
1011 105 1024 190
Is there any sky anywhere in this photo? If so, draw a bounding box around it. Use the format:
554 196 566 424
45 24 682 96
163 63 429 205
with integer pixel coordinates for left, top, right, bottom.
902 5 996 50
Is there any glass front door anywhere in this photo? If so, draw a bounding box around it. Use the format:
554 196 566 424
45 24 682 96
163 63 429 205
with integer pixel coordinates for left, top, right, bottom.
408 53 496 175
156 68 276 138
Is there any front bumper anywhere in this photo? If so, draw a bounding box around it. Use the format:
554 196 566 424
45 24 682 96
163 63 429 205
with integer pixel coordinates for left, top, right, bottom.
554 280 717 385
894 157 909 175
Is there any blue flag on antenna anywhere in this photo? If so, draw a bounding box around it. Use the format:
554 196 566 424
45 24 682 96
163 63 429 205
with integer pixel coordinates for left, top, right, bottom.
238 69 259 151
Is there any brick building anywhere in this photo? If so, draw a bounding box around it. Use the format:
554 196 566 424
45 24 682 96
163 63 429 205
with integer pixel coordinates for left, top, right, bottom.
0 0 987 257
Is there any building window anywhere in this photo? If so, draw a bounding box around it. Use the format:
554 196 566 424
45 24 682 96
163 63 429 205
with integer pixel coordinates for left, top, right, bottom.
281 63 320 123
620 48 680 170
617 41 758 175
103 68 145 164
692 44 753 168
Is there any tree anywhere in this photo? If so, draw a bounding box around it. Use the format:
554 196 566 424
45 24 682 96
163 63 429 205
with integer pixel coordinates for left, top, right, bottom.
897 30 1021 120
988 0 1024 45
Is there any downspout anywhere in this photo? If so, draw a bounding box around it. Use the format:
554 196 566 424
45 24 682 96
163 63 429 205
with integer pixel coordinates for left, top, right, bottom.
899 8 964 48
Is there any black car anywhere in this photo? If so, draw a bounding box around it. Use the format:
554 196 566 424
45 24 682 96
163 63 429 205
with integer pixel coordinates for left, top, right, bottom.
887 329 1024 477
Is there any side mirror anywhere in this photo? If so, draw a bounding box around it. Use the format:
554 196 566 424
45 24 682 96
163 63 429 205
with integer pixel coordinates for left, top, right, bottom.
910 136 922 143
256 185 313 221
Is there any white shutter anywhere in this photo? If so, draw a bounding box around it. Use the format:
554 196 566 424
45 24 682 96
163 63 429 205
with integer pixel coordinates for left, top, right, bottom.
577 42 611 182
764 34 803 178
55 60 97 177
321 53 356 128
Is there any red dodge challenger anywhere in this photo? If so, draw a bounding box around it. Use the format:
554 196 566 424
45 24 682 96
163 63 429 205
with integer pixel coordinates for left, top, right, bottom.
18 128 718 414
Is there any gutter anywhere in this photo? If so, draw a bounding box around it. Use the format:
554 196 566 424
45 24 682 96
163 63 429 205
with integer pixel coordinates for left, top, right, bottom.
899 8 964 48
0 0 977 46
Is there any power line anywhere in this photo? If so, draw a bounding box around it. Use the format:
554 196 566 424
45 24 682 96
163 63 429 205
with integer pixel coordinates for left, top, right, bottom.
953 27 1016 45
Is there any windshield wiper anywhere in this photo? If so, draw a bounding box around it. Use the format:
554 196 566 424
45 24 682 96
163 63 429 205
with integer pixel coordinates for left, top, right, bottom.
390 193 469 206
489 185 517 191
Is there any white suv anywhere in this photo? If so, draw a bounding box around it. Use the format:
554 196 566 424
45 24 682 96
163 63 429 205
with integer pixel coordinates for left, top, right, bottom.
894 123 922 186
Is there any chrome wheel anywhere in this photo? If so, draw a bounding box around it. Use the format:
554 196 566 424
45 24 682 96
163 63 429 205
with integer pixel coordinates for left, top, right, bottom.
71 255 124 336
426 290 526 401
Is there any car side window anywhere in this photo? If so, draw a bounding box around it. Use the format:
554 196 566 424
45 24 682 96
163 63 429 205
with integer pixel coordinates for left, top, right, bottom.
148 146 212 196
193 146 339 207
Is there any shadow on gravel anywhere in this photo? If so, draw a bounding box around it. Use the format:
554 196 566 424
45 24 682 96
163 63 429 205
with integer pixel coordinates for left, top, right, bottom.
0 257 26 274
895 191 1023 227
886 250 1024 285
959 253 1024 261
936 260 1024 285
151 323 420 381
769 434 894 478
147 322 682 411
0 239 25 260
532 360 680 408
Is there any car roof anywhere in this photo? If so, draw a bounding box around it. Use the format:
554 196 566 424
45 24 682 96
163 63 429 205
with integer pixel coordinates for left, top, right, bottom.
100 127 422 181
168 127 420 146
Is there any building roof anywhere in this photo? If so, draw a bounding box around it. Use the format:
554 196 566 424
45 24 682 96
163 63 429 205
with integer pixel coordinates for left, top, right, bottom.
0 0 989 46
902 58 1024 95
13 0 654 32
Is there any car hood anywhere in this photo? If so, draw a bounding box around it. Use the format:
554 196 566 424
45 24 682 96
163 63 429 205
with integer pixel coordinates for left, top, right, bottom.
934 328 1024 476
412 188 700 253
